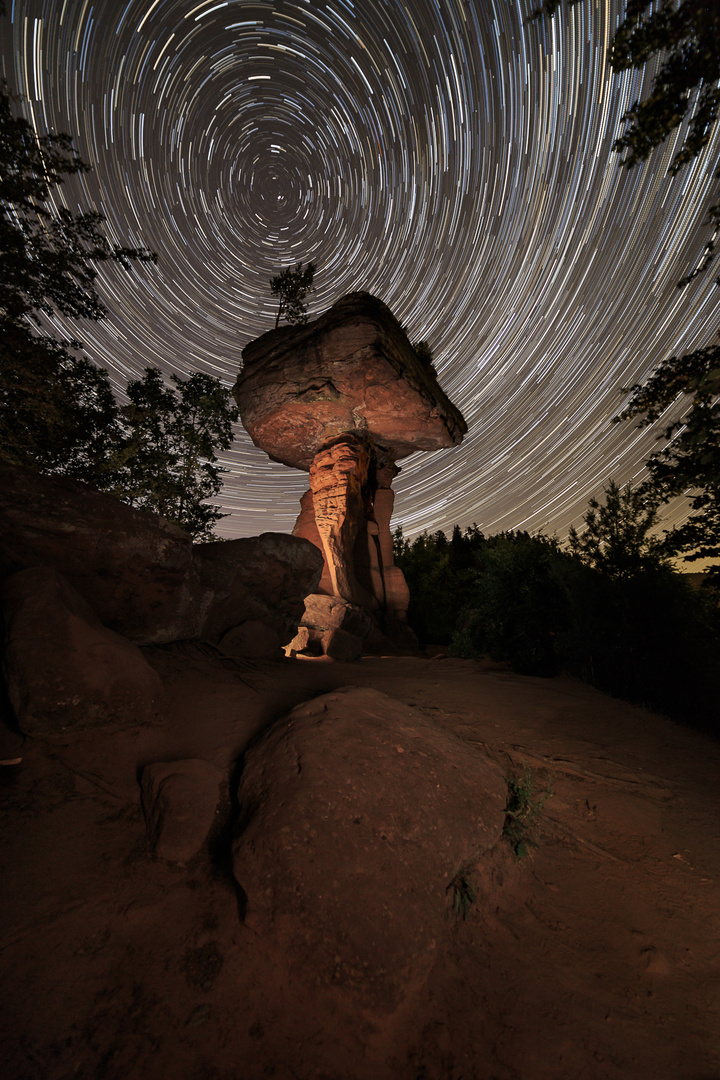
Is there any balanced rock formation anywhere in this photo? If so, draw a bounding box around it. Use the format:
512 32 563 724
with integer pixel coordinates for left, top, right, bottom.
232 686 507 1014
234 293 467 644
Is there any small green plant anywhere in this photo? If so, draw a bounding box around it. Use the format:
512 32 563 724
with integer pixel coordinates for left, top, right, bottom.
413 339 437 372
448 869 476 920
503 766 551 860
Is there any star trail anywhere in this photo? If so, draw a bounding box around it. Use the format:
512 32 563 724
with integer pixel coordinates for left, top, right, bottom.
2 0 718 541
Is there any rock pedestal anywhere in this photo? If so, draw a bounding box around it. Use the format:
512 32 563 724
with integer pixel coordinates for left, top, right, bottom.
307 433 371 606
234 292 467 649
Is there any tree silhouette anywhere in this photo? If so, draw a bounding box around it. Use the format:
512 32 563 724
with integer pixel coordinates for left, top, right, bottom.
0 76 154 484
568 480 670 579
529 0 720 282
106 368 239 540
0 73 237 539
269 261 316 328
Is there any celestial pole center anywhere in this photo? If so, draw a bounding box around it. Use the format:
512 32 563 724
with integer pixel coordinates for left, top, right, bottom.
2 0 718 540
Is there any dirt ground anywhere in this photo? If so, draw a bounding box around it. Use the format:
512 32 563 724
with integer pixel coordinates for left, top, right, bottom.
1 647 719 1080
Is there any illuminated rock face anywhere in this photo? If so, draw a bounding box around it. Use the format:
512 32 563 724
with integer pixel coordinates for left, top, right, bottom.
307 434 371 606
235 292 466 470
232 687 506 1013
233 292 467 644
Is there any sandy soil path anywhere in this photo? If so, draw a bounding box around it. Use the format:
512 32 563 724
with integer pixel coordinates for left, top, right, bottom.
1 650 719 1079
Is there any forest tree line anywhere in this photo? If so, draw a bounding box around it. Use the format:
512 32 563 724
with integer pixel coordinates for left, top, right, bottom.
394 484 720 733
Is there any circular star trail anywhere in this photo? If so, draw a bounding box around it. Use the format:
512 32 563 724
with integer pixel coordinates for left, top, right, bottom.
2 0 719 540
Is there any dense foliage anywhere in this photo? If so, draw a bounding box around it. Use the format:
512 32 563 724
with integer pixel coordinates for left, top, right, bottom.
618 339 720 571
0 318 121 482
105 368 239 540
0 77 238 539
529 1 720 182
394 493 720 732
567 480 671 578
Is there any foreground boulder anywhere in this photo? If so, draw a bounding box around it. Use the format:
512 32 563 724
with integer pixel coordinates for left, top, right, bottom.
2 567 164 735
0 462 323 646
141 759 222 863
232 686 506 1014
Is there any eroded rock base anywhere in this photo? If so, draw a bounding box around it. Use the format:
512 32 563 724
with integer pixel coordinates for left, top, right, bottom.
291 433 413 655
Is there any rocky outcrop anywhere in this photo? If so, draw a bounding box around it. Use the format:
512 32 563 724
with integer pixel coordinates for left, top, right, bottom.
300 593 376 638
0 462 323 647
232 686 506 1014
141 758 223 863
234 293 467 649
2 567 164 735
284 593 374 659
194 533 323 644
0 460 204 644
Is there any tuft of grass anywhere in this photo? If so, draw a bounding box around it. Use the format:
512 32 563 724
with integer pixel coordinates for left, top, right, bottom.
448 870 476 920
503 765 551 860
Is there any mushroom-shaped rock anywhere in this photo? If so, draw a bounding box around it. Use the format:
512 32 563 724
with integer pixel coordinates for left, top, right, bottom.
234 292 466 470
233 293 467 643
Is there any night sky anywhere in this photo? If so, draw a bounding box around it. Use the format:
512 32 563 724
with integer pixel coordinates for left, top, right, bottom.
2 0 719 541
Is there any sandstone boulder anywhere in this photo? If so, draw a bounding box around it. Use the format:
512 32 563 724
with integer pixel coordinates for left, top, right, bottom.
0 461 205 644
141 759 222 863
319 626 363 661
232 687 506 1013
283 595 374 659
0 463 324 647
195 533 323 643
234 292 467 470
301 593 375 639
2 567 164 735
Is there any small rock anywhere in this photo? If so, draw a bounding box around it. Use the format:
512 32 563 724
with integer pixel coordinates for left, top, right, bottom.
141 758 222 863
320 627 363 661
284 625 312 657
